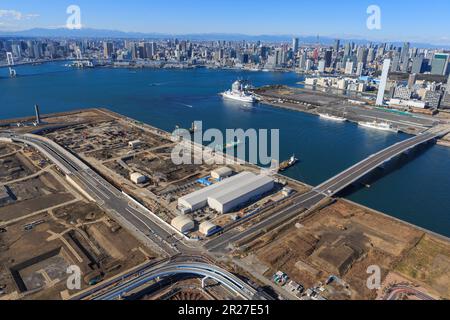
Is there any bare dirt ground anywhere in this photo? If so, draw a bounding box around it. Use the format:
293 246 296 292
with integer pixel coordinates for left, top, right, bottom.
395 234 450 299
253 200 447 300
0 172 75 222
0 199 159 300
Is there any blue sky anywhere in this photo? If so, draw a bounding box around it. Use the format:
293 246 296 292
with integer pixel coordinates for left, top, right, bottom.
1 0 449 44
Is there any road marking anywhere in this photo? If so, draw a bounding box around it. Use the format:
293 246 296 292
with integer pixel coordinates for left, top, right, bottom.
125 208 153 232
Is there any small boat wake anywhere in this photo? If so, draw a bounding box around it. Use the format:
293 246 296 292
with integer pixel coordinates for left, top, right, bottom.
149 82 172 87
177 103 193 108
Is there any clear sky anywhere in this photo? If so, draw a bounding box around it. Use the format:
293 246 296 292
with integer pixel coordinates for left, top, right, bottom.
1 0 449 44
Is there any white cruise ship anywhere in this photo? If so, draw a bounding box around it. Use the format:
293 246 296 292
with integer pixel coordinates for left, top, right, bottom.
221 80 256 103
358 120 399 133
319 113 347 122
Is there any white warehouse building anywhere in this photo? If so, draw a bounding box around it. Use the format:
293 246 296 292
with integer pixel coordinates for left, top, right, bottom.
208 174 274 214
178 172 254 212
178 171 274 214
211 167 233 180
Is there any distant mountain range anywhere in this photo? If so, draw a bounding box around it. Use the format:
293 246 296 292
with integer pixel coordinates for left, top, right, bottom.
0 28 448 49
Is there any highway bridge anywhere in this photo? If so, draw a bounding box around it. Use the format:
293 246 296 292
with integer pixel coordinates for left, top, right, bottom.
314 131 444 197
74 260 260 300
206 129 449 252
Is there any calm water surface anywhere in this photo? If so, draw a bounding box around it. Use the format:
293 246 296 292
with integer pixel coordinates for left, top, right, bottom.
1 63 449 237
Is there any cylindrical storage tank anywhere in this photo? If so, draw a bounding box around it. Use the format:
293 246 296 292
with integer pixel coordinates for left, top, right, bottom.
171 215 195 234
199 221 218 237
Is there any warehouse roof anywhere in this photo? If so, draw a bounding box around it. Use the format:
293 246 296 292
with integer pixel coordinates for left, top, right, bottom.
208 174 274 206
178 171 254 208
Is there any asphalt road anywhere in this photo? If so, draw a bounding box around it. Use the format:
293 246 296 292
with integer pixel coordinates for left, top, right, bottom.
205 190 326 251
1 129 443 300
87 260 259 300
206 132 440 252
9 133 189 256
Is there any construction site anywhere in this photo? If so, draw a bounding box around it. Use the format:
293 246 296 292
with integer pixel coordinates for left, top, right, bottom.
0 112 161 300
36 109 305 241
233 199 450 300
1 107 449 301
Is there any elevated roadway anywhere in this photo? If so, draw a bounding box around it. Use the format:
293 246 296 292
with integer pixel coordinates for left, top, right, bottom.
76 260 260 300
315 131 442 196
3 132 187 256
206 129 447 252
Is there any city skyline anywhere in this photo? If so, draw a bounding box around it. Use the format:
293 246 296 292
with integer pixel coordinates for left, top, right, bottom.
1 0 450 45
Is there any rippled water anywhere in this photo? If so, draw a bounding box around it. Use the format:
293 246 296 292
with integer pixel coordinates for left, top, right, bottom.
1 62 449 237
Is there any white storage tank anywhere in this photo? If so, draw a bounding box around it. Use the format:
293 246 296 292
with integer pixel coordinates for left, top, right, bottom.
128 140 143 149
130 172 147 184
199 221 218 237
171 215 195 234
211 167 233 180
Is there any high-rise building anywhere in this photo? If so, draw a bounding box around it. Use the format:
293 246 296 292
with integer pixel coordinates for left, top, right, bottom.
431 53 449 75
401 42 410 64
376 45 385 58
408 73 417 88
103 42 114 58
298 52 307 70
357 47 368 65
376 59 391 106
345 60 354 75
356 62 364 76
391 55 400 72
344 43 352 57
334 39 340 52
305 59 313 71
424 91 442 108
144 42 154 59
367 47 375 63
318 60 326 73
411 56 425 74
324 50 332 68
292 38 299 53
274 48 283 66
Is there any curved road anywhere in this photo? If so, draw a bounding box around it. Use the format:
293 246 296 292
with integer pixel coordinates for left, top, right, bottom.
86 261 259 300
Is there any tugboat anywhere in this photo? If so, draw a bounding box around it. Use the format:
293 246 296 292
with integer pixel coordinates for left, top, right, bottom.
279 155 299 171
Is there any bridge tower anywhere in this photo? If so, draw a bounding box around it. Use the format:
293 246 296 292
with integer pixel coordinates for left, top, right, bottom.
6 52 17 78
